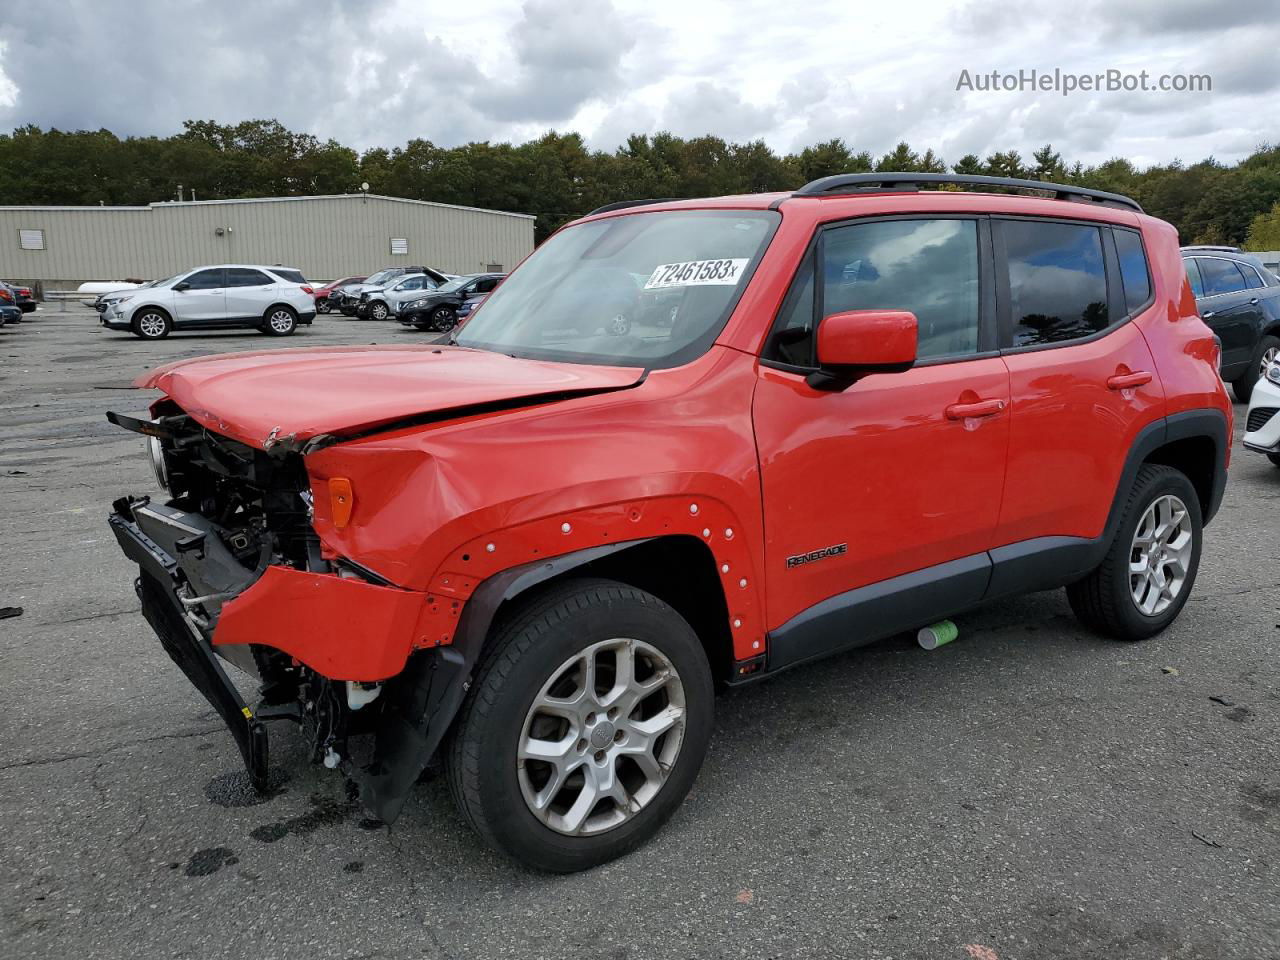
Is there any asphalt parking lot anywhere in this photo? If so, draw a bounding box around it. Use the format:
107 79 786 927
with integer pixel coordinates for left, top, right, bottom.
2 305 1278 960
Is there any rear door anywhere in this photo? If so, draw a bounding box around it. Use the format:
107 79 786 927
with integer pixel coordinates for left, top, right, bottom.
172 268 227 323
1192 256 1261 376
224 267 276 320
990 218 1164 572
754 215 1009 638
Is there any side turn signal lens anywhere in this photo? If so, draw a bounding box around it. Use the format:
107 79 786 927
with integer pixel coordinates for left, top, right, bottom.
329 477 354 529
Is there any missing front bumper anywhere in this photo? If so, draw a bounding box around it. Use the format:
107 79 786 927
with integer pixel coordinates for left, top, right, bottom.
109 502 270 790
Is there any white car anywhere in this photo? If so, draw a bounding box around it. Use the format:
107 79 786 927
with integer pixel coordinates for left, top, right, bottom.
100 265 316 340
1243 358 1280 468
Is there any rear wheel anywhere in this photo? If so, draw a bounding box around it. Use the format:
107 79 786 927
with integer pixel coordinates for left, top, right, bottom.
132 309 171 340
446 578 713 873
263 306 298 336
1067 464 1202 640
1232 335 1280 404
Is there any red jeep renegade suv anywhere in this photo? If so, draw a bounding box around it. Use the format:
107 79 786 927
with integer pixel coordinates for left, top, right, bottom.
107 173 1230 872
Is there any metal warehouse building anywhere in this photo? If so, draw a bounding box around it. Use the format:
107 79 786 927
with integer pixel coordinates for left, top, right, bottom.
0 194 536 290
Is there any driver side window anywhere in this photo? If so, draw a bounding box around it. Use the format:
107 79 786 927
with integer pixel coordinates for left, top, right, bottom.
185 269 226 290
766 218 981 366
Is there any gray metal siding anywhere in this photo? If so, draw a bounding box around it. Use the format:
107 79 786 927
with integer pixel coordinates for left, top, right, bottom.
0 195 535 286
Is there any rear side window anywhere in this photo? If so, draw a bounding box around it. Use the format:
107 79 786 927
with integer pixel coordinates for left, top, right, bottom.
1113 230 1151 313
1242 265 1265 289
1003 220 1108 346
1196 258 1247 296
226 268 272 286
269 268 307 284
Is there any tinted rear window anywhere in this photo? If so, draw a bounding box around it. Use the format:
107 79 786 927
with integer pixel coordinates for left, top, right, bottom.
1196 258 1247 296
1113 230 1151 313
1003 220 1108 346
269 268 307 284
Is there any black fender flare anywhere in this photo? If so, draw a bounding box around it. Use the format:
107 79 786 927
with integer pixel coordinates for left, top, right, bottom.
352 539 651 825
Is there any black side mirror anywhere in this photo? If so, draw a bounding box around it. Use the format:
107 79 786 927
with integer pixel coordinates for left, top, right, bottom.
174 281 191 292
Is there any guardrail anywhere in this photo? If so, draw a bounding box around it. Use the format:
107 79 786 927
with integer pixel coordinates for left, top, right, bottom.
42 291 97 311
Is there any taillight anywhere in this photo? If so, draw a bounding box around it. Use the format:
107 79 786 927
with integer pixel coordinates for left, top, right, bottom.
301 285 314 295
0 290 11 302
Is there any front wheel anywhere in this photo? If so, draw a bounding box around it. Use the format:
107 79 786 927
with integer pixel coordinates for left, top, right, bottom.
429 305 457 332
263 306 298 336
368 300 390 321
1233 335 1280 404
132 309 171 340
1067 464 1202 641
446 578 713 873
1268 453 1280 468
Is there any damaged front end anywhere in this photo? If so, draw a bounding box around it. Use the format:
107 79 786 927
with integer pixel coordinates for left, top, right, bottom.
106 406 460 822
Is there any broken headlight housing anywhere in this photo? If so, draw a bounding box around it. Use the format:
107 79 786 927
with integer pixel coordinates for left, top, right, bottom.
146 433 170 492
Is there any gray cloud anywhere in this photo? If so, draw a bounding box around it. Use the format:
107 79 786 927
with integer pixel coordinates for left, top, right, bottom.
0 0 1277 169
473 0 638 122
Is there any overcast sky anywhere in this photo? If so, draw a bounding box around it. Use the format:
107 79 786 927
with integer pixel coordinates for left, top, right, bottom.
0 0 1275 168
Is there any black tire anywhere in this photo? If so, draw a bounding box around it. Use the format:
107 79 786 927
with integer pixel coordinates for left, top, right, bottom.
316 298 331 314
131 308 172 340
368 300 390 321
1268 453 1280 468
262 305 298 336
1232 334 1280 404
445 578 713 873
1067 464 1202 641
429 305 457 332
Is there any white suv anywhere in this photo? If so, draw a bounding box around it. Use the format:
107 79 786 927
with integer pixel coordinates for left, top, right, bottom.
100 265 316 340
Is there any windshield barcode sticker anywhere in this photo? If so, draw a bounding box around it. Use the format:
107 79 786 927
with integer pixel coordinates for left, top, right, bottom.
644 258 749 289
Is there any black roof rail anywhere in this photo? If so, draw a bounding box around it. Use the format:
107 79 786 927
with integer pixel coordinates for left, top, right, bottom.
792 173 1143 213
585 198 679 217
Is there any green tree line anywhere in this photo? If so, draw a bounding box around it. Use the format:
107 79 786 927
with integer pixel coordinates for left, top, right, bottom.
4 119 1280 248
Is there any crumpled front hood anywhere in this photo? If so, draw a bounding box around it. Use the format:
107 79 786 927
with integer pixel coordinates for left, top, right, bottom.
138 345 645 450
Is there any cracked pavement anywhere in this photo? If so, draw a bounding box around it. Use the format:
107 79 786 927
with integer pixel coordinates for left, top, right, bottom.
2 307 1279 960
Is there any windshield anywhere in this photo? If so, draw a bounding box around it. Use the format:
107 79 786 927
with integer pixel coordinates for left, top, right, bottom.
455 209 779 367
365 269 396 286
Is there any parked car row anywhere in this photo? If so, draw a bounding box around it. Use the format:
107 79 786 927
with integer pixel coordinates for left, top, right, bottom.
1182 245 1280 403
0 280 35 327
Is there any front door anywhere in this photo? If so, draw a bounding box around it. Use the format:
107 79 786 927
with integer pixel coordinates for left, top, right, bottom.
173 268 227 323
754 216 1009 645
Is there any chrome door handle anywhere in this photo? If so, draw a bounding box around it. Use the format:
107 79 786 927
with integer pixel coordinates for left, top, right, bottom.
1202 311 1215 318
1249 298 1260 305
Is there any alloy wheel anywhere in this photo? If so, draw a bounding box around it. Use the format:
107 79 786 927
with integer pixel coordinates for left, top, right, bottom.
1129 494 1193 616
1262 345 1279 379
269 309 295 333
138 313 167 338
518 637 686 836
371 302 388 320
432 306 456 331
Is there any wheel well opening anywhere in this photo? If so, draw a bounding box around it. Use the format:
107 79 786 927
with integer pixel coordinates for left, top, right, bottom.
1144 436 1215 517
264 302 298 317
496 536 734 683
134 305 172 321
